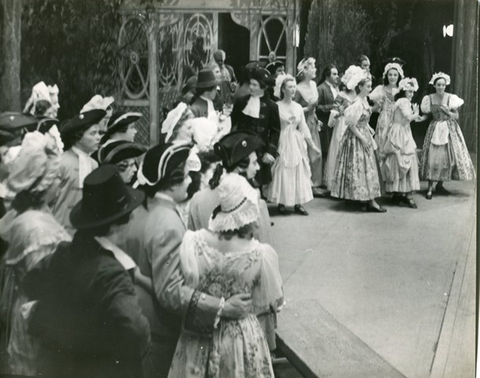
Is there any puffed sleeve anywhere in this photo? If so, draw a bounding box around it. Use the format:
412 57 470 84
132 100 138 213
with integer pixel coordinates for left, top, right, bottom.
252 243 284 315
421 95 431 113
449 94 464 110
396 98 413 118
344 100 363 128
369 85 384 103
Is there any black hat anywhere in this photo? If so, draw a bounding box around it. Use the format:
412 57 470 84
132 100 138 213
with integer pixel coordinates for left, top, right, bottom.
0 112 37 131
138 142 193 186
182 75 198 95
98 140 147 165
0 129 15 146
36 117 60 134
70 165 144 229
60 109 106 136
214 131 265 169
251 68 275 87
107 111 142 134
196 69 219 88
265 60 285 76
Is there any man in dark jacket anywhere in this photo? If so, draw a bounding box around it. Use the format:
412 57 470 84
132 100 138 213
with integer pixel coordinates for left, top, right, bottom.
231 67 280 187
25 165 150 378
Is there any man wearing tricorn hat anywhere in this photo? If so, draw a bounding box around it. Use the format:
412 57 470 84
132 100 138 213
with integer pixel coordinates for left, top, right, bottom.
231 67 280 188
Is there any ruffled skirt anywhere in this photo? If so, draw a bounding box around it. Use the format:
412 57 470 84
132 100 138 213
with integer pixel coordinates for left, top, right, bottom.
420 119 475 181
383 122 420 193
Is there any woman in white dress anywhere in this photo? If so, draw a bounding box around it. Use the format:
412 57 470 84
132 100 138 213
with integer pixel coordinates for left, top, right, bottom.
294 58 323 194
267 75 321 215
420 72 475 199
324 65 363 190
383 78 426 208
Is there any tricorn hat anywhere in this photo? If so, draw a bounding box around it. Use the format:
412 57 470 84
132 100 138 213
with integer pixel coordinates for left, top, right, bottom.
196 69 219 89
251 68 275 87
214 131 265 169
107 111 142 134
97 140 147 165
60 109 106 136
0 112 38 131
70 165 144 229
265 60 285 76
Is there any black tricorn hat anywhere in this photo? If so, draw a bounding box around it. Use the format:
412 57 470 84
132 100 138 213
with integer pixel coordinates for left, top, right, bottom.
98 140 147 165
265 60 285 75
383 57 406 67
0 112 38 131
214 131 265 169
196 69 219 88
60 109 106 136
70 165 144 229
251 68 275 87
107 111 142 134
36 117 60 134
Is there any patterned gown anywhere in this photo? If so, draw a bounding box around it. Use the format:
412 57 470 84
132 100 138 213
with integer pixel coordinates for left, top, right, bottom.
420 94 475 181
369 85 398 160
294 81 323 187
168 230 284 378
267 100 314 206
331 98 381 201
324 91 355 190
383 98 420 193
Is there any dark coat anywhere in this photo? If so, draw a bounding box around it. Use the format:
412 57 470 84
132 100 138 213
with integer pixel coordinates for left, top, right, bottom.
25 233 150 378
316 81 336 126
191 93 223 118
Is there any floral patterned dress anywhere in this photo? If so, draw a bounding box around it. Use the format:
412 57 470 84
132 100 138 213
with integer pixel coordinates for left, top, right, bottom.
420 94 475 181
383 98 420 193
369 85 398 161
294 81 323 187
168 230 284 378
330 98 381 201
324 91 355 190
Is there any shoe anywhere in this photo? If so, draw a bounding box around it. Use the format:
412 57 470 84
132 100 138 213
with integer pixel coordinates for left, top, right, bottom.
312 187 327 198
391 193 403 204
402 197 418 209
426 190 433 200
366 203 387 213
435 185 451 195
294 205 309 215
277 204 288 215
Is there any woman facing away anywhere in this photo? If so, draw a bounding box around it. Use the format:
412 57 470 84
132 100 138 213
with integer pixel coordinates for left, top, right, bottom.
267 74 321 215
420 72 475 199
324 65 363 191
0 131 71 376
169 173 284 378
294 57 323 194
330 71 386 213
383 78 426 208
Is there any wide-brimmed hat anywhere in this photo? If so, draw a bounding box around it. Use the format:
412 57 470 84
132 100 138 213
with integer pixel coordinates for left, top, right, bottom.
251 68 275 87
214 131 265 169
136 142 198 187
97 140 147 165
60 109 106 136
107 111 142 134
0 112 38 131
208 173 260 232
70 165 144 229
196 69 219 88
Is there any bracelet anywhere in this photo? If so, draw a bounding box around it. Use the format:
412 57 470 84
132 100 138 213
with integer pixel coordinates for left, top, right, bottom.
214 297 225 329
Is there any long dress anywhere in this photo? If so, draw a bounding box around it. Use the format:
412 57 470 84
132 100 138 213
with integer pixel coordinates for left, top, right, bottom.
324 91 355 190
331 98 381 201
369 85 398 160
294 82 323 187
267 101 314 206
420 94 475 181
168 229 284 378
383 98 420 193
0 209 71 376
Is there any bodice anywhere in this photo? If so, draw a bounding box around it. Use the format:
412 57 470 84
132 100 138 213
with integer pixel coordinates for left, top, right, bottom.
431 104 451 122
